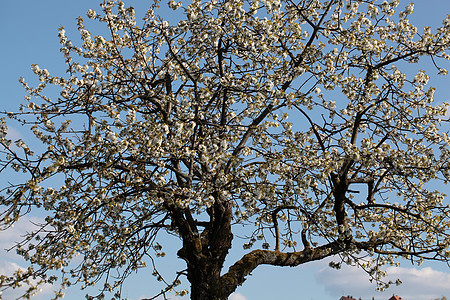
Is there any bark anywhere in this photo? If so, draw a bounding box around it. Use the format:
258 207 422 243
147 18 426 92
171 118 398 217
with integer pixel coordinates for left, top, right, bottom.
219 240 346 297
173 199 233 300
187 256 228 300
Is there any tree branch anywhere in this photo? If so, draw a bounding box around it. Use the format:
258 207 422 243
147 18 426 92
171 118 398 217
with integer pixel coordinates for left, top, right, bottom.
220 240 345 296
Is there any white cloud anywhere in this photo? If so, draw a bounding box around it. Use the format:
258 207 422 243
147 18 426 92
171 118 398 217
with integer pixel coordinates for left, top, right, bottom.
5 125 24 142
0 215 44 259
0 216 55 299
229 292 247 300
0 259 54 300
0 260 27 299
0 259 22 275
315 260 450 300
383 266 450 300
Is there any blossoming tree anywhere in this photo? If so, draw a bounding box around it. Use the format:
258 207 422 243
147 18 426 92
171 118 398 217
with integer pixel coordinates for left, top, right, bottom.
1 0 450 299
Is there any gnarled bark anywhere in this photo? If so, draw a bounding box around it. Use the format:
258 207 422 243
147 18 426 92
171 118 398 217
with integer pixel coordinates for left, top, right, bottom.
219 240 346 297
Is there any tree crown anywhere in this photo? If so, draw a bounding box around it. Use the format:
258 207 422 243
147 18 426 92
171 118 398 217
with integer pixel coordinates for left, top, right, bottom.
1 0 450 299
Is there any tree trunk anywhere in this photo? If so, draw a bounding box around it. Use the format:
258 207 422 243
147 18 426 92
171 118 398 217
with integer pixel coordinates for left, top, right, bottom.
188 260 227 300
176 201 234 300
179 246 232 300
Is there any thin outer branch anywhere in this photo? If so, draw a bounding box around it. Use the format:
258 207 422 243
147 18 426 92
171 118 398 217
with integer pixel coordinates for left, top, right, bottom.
294 104 326 153
225 103 274 173
272 210 280 251
301 228 311 250
346 201 422 220
281 0 336 91
271 205 296 251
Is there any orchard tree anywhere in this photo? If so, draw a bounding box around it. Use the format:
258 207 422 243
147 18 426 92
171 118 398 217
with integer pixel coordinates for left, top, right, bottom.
1 0 450 299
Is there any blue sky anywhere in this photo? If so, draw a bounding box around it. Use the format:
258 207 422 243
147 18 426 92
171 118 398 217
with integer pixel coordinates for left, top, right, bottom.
1 1 450 300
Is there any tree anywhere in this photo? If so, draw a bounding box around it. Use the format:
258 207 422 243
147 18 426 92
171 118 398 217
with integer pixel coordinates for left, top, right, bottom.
1 0 450 299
